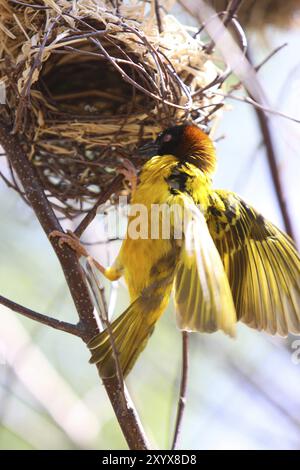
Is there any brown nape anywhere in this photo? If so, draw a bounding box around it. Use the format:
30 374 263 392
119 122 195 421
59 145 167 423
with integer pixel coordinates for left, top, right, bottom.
179 125 217 174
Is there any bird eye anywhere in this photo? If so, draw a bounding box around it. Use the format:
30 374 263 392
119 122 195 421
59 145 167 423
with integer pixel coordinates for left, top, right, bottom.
162 133 172 143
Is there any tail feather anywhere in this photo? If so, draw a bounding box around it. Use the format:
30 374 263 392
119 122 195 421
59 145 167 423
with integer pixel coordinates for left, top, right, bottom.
88 297 158 378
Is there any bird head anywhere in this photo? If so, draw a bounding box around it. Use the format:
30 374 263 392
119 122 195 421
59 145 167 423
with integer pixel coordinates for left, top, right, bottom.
138 124 216 174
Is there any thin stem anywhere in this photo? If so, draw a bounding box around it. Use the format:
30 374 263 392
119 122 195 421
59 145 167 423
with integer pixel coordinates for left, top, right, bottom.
253 109 295 240
230 43 288 91
246 50 296 241
211 91 300 124
9 0 50 9
75 174 123 237
172 331 189 450
154 0 163 34
205 0 244 54
255 43 288 74
0 294 82 337
13 19 58 133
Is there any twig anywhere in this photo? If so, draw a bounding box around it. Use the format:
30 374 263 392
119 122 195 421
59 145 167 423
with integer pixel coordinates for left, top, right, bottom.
193 14 247 99
75 174 123 237
255 43 288 74
246 50 296 241
13 19 58 133
230 43 288 91
0 120 149 450
0 294 82 337
205 0 244 54
171 331 189 450
226 0 244 17
9 0 51 9
89 33 189 111
211 91 300 124
0 170 26 198
154 0 163 34
253 111 295 240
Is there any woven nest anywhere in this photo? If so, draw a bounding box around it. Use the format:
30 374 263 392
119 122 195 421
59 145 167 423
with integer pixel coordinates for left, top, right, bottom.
207 0 300 30
0 0 225 217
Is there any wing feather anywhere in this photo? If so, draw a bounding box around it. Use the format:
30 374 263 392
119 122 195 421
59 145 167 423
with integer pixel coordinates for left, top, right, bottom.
173 199 237 336
208 191 300 336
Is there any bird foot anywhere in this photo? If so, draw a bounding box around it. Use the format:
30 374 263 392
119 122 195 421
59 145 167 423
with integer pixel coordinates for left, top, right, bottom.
50 230 107 275
117 158 138 194
49 230 89 258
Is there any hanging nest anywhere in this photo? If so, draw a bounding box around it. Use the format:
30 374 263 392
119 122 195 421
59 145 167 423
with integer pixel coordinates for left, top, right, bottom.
206 0 300 30
0 0 226 217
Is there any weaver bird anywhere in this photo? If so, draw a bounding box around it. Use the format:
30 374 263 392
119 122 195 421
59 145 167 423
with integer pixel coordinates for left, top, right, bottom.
52 124 300 378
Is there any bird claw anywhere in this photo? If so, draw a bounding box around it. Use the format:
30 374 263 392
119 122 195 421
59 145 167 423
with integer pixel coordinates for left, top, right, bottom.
117 159 138 194
49 230 107 276
49 230 88 258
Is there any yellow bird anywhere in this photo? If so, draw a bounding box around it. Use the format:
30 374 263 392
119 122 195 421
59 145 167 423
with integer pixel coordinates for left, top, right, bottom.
54 124 300 378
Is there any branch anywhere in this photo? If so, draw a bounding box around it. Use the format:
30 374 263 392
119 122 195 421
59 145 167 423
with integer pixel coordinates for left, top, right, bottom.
0 120 149 450
0 294 82 337
195 0 296 241
154 0 163 34
205 0 245 54
229 42 288 91
254 43 288 74
171 331 189 450
0 122 97 342
9 1 50 9
212 90 300 124
245 50 296 241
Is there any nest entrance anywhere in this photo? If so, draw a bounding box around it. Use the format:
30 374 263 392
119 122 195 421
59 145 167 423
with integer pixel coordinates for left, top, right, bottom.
40 44 150 117
31 42 157 216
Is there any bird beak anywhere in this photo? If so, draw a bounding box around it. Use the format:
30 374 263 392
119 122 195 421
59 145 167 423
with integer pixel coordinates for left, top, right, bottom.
136 140 160 158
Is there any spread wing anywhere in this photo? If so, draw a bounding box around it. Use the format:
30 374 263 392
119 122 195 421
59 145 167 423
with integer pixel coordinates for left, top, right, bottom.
207 190 300 336
173 197 237 336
